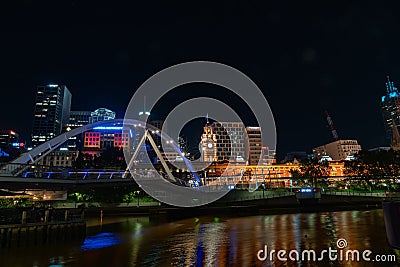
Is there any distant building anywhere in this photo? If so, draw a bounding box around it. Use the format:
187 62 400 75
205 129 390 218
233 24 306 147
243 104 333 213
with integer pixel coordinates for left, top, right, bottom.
246 126 262 165
391 122 400 151
149 120 165 149
64 110 92 150
261 146 276 165
68 111 91 128
0 130 19 148
313 140 361 160
83 125 131 156
31 84 72 147
89 108 116 124
178 135 187 155
37 150 79 168
381 76 400 141
212 122 246 162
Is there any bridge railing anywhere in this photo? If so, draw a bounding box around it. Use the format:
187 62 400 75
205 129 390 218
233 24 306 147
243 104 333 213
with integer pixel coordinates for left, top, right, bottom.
0 163 39 176
322 190 387 198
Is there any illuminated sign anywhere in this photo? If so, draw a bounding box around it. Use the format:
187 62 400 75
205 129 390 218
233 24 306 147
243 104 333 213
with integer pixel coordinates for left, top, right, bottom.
300 188 313 193
11 142 24 147
48 84 58 87
92 126 123 130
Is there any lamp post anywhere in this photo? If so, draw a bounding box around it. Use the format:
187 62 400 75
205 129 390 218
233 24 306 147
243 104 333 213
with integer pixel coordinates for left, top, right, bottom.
136 190 140 207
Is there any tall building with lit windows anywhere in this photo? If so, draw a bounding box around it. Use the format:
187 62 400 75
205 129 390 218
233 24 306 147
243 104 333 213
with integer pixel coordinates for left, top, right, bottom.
381 76 400 141
31 84 72 147
246 126 262 165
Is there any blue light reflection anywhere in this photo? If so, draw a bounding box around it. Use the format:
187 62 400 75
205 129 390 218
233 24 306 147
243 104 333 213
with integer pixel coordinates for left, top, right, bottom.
81 232 123 251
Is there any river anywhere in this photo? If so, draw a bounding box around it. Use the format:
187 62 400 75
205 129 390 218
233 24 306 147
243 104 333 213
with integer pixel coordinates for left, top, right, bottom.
1 209 399 266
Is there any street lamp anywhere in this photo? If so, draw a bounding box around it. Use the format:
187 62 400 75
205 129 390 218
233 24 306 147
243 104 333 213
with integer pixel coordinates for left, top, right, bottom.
136 190 140 207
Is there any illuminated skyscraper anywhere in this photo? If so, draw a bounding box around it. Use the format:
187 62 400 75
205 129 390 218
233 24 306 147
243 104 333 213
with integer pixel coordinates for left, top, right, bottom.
381 76 400 140
246 126 262 165
31 84 71 147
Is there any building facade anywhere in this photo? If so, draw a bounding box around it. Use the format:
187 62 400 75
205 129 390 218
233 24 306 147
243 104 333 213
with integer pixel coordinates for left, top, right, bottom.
313 139 361 160
63 110 92 150
67 111 91 128
89 108 116 124
261 146 276 165
83 125 131 156
31 84 72 147
381 76 400 141
246 126 262 165
0 130 19 148
212 122 246 162
37 150 79 168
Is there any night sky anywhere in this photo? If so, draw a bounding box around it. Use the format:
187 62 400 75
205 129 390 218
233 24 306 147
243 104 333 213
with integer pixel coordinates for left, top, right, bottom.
1 1 399 159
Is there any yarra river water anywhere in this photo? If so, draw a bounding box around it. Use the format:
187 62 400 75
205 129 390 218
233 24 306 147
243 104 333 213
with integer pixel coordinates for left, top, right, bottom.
1 209 399 266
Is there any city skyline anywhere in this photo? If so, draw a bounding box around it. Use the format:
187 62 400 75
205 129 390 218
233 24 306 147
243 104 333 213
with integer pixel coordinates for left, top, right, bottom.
2 1 400 158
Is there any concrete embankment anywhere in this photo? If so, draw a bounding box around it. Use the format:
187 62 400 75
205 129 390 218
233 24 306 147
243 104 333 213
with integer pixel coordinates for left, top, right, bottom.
83 190 395 221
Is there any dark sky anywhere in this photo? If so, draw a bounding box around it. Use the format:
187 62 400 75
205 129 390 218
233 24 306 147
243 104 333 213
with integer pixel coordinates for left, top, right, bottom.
0 1 399 159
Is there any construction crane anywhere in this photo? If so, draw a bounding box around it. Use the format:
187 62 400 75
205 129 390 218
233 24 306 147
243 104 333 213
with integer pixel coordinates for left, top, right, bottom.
325 111 339 140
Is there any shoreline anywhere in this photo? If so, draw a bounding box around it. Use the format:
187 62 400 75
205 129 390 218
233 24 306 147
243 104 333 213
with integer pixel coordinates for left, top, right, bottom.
83 194 387 221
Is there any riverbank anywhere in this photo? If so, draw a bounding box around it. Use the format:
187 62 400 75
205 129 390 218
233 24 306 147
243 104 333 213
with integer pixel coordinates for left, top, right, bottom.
81 193 390 222
0 190 396 224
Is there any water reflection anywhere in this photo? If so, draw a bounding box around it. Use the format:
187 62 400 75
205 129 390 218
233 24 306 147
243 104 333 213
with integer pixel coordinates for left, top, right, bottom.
1 210 399 266
81 232 123 251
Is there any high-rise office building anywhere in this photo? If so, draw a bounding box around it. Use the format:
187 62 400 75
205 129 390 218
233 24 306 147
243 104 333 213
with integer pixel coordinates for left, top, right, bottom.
381 76 400 140
31 84 72 147
63 111 91 150
212 122 246 162
246 126 262 165
89 108 116 124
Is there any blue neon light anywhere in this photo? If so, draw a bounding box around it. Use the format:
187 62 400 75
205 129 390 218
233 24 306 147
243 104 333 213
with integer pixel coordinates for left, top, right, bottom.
300 188 313 193
93 126 123 130
81 232 123 251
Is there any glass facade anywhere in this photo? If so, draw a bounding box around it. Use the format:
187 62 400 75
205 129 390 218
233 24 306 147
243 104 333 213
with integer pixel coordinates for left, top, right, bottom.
31 85 71 147
381 76 400 140
212 122 246 162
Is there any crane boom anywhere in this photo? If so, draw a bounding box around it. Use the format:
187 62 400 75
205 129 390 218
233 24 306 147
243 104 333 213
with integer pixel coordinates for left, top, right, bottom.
325 111 339 140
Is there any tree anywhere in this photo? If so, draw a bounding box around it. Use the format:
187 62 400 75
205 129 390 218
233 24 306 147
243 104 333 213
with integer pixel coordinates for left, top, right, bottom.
290 158 330 188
